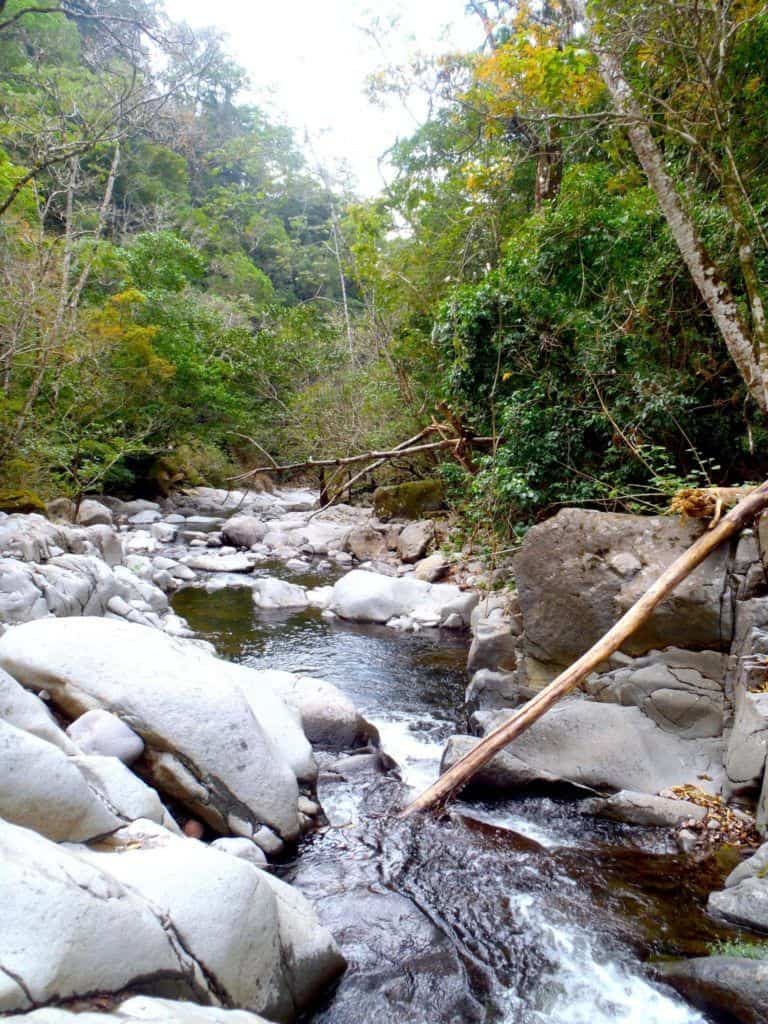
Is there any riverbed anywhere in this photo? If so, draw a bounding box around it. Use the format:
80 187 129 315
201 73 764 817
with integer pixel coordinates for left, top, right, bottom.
174 570 737 1024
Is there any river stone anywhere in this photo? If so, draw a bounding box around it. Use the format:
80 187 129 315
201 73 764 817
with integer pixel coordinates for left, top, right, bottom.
709 876 768 933
585 648 727 739
0 719 122 841
67 708 144 763
4 997 273 1023
442 699 725 797
467 605 522 675
330 569 477 627
252 577 309 609
212 836 268 868
0 666 75 752
396 520 434 563
656 957 768 1024
0 819 204 1014
725 690 768 796
76 499 113 527
222 515 269 548
243 669 378 750
513 509 731 668
72 819 344 1020
71 754 180 832
184 553 253 573
579 790 708 827
412 552 450 582
724 840 768 889
0 617 303 840
345 525 386 561
464 668 531 712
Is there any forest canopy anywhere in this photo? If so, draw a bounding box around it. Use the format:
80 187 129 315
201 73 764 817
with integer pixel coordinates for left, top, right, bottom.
1 0 767 545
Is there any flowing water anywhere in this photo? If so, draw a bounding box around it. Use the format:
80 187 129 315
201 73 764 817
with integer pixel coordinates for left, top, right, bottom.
174 570 739 1024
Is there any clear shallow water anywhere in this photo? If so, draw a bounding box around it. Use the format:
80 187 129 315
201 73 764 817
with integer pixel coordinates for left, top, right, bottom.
173 580 735 1024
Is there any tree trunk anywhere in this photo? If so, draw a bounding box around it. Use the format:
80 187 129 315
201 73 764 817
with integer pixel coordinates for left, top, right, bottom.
571 1 767 413
401 479 768 817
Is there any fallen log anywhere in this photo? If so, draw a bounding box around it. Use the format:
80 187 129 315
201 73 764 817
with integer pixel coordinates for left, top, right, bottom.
400 479 768 818
229 432 496 484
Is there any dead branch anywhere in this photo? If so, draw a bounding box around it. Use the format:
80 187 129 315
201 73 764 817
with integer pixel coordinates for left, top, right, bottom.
229 430 495 484
401 479 768 818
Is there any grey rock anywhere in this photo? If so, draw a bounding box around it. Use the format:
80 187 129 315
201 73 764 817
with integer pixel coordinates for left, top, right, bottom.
442 699 725 797
129 510 162 525
78 820 344 1019
0 819 204 1013
222 515 269 548
243 669 378 750
345 525 386 561
412 552 450 582
657 957 768 1024
465 669 531 713
252 577 308 609
513 509 732 668
579 790 707 827
0 666 75 752
45 497 75 522
709 843 768 932
725 841 768 888
211 836 268 868
67 708 144 764
0 618 304 840
72 754 179 832
725 690 768 795
0 719 122 840
76 499 113 527
5 996 272 1023
586 648 727 739
184 553 252 573
396 520 434 563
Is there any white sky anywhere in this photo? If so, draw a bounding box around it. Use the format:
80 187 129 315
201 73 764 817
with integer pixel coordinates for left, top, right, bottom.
162 0 481 196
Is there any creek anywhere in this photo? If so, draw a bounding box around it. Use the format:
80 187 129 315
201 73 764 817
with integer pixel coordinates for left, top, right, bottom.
174 561 738 1024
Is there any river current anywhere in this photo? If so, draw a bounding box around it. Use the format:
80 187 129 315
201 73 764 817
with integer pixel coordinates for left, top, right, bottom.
174 562 736 1024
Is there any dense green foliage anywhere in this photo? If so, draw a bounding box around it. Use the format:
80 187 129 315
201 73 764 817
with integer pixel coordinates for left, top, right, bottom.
1 0 767 543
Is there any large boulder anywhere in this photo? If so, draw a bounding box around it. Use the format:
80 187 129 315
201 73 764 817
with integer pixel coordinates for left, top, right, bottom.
0 719 122 841
513 509 732 671
0 819 204 1013
252 577 309 610
0 666 75 752
724 689 768 797
708 840 768 932
580 790 708 828
373 480 445 520
222 515 269 548
67 708 144 764
344 525 386 562
656 957 768 1024
75 499 113 527
441 699 725 797
72 820 345 1021
467 594 522 675
0 618 305 840
0 488 45 514
329 569 477 628
0 817 344 1020
184 553 253 573
12 996 273 1022
586 648 727 739
396 520 434 563
71 754 180 833
241 669 378 749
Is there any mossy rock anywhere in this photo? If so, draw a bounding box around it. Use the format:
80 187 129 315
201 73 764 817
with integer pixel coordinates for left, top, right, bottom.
0 488 46 515
373 479 446 521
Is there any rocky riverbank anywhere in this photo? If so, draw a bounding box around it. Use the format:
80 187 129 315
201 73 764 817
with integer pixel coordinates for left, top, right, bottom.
2 488 768 1022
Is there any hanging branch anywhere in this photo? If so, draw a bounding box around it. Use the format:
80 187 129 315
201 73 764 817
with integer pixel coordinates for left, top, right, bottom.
401 479 768 818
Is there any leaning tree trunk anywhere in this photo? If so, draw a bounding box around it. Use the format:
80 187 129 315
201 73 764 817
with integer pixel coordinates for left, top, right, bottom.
569 1 767 414
401 479 768 817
